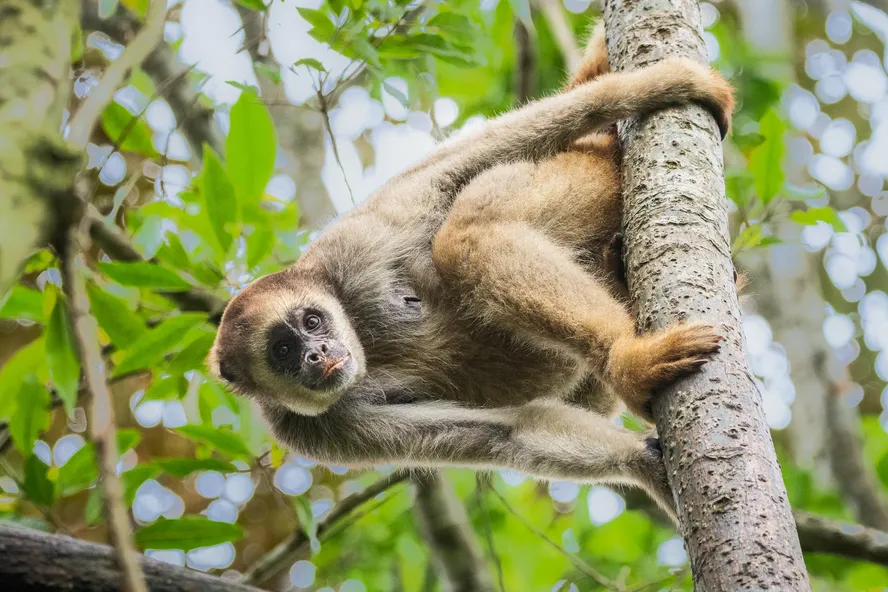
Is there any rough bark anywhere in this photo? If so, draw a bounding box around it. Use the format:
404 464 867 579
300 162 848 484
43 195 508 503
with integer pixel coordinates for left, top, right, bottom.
0 0 82 294
602 1 810 589
413 474 495 592
0 526 262 592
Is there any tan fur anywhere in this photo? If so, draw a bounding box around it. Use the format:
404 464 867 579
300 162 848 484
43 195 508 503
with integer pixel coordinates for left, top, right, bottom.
209 24 735 525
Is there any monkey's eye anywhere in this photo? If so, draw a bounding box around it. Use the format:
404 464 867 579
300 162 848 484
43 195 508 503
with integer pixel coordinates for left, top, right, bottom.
403 296 421 306
273 340 295 360
304 314 322 332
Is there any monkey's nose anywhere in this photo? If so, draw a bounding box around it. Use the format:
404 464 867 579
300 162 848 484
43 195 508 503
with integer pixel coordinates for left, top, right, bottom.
304 343 329 365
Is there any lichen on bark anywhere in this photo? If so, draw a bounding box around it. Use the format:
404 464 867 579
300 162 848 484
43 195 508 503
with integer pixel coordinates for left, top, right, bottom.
0 0 82 294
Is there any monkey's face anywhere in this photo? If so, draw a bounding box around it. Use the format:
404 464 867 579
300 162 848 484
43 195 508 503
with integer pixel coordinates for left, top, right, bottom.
208 269 365 415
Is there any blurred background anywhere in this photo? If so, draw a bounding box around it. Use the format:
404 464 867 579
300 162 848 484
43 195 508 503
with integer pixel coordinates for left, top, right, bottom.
3 0 888 590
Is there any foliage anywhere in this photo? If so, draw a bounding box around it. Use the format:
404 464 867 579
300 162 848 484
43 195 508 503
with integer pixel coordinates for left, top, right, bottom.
1 1 887 591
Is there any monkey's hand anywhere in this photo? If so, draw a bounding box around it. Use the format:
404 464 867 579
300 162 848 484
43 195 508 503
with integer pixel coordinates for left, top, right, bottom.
606 322 723 423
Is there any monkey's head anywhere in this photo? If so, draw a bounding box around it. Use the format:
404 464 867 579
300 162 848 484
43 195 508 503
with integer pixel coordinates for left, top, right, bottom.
208 267 365 415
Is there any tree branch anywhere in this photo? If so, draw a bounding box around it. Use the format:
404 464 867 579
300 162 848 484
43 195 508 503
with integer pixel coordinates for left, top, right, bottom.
61 224 147 592
534 0 582 74
68 0 167 150
794 510 888 567
0 525 263 592
79 0 225 161
602 1 809 589
412 473 494 592
242 471 409 587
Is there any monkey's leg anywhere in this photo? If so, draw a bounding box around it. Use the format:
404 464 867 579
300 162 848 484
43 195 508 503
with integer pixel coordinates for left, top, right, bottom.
434 216 721 422
262 398 677 524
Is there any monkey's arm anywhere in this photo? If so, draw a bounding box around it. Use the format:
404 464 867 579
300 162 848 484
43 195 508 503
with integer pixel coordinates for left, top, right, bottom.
260 397 676 523
396 58 733 197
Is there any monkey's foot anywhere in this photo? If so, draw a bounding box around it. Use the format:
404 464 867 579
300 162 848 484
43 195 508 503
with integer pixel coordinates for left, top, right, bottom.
606 322 723 422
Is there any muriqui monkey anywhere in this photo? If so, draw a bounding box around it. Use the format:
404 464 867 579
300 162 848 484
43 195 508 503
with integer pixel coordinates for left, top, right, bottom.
208 23 735 522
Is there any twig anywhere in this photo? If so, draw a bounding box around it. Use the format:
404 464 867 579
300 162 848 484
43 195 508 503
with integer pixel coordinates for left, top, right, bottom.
316 89 356 204
489 486 617 590
534 0 582 74
242 471 409 587
61 218 148 592
475 477 506 592
68 0 168 150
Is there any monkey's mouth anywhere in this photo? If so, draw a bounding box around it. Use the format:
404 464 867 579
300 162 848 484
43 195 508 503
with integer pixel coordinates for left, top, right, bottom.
309 354 354 390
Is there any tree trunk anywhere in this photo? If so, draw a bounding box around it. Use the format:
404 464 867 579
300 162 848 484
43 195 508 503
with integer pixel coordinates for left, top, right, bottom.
0 0 82 294
602 1 810 589
0 526 262 592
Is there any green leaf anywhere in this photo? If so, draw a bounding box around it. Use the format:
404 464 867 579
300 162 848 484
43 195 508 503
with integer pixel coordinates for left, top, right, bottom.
293 58 328 74
176 425 252 460
98 261 191 292
85 489 104 525
724 168 755 210
86 282 146 348
297 7 336 41
118 428 141 453
142 374 188 402
246 223 275 268
234 0 267 10
294 496 319 553
791 207 847 232
155 458 237 478
101 102 158 157
169 332 216 375
732 132 765 153
201 146 238 253
224 81 260 94
112 314 207 378
10 377 51 457
123 465 161 505
0 338 48 421
57 444 98 497
227 93 276 204
254 62 282 85
45 293 80 413
732 223 763 253
0 285 44 322
135 516 243 551
784 183 828 202
99 0 120 20
748 110 785 204
121 0 149 16
22 456 54 506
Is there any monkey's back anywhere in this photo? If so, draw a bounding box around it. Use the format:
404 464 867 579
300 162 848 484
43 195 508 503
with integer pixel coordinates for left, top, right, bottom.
312 140 624 414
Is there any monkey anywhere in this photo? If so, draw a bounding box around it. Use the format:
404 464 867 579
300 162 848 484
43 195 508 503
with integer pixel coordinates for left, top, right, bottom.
207 22 735 524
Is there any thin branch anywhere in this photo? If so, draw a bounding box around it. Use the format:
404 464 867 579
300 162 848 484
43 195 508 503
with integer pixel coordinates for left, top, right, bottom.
61 222 147 592
242 471 410 587
794 510 888 567
0 525 263 592
489 486 617 590
514 20 536 104
68 0 168 150
475 477 506 592
413 473 495 592
317 90 356 204
534 0 582 74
